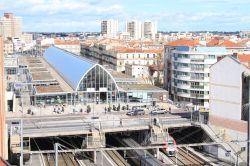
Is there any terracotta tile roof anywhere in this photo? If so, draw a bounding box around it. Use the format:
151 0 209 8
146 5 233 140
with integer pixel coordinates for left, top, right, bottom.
206 39 220 46
238 39 250 46
218 39 242 47
166 39 204 47
207 39 243 47
54 39 80 45
237 54 250 62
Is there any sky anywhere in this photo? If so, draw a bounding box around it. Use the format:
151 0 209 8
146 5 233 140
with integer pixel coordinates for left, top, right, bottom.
0 0 250 32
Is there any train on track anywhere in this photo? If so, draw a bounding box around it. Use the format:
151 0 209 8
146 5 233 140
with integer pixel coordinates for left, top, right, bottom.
162 135 176 157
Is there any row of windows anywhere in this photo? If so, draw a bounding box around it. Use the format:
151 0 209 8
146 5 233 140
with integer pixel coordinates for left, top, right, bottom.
119 60 156 65
174 53 216 59
176 88 209 95
120 53 156 59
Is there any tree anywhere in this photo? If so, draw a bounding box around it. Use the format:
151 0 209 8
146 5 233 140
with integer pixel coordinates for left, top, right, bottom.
154 52 163 87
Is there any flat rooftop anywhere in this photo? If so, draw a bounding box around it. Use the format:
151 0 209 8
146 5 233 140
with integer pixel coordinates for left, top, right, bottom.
118 83 167 92
35 85 65 94
31 72 55 81
18 56 74 94
28 63 44 68
109 70 138 83
29 68 48 73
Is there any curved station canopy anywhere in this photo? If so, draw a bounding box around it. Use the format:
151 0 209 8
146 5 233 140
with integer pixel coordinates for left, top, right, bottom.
44 47 118 92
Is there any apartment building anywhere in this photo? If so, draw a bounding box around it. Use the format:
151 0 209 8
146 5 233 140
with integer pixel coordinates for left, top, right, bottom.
101 19 118 38
54 39 80 55
125 63 164 85
81 42 162 76
142 21 157 40
125 20 158 40
126 20 142 40
21 33 33 44
0 13 22 39
164 39 233 108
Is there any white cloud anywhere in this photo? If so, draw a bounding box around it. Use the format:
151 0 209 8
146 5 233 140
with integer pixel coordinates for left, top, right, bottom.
1 0 124 15
27 19 99 32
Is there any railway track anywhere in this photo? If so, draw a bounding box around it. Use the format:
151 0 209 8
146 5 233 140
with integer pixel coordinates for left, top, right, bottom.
165 147 209 166
122 138 164 166
43 152 79 166
106 150 130 166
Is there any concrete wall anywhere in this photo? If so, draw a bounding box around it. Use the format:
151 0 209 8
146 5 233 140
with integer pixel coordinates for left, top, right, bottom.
210 56 246 121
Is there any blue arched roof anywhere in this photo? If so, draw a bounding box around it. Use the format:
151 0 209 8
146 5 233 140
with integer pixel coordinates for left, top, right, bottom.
44 47 96 90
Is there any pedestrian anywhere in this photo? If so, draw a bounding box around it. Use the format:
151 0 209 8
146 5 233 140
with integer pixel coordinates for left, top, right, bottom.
104 107 107 114
120 119 122 126
169 107 171 113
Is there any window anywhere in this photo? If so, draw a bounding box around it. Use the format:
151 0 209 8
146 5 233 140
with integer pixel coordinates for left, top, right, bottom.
208 55 215 59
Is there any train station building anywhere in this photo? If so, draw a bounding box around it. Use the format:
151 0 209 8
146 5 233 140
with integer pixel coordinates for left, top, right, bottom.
15 47 167 106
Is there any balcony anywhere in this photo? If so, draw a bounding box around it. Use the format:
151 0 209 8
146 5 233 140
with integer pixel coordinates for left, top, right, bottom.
177 83 191 89
190 68 204 72
190 94 205 99
190 85 205 90
174 58 190 63
190 59 204 63
176 75 190 80
177 67 190 72
190 77 204 81
177 92 190 98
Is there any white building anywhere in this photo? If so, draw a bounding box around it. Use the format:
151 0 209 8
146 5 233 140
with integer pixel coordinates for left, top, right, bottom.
0 13 22 39
115 48 161 72
125 64 152 83
81 43 162 73
21 33 33 44
165 45 232 108
209 55 250 155
54 39 80 55
101 19 118 38
4 40 13 55
142 21 157 40
125 20 142 40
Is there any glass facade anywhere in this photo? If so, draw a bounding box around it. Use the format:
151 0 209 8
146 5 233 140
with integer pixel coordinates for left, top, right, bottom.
76 65 119 104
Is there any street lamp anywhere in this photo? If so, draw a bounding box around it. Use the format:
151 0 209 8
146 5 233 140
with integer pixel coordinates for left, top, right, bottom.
19 119 23 166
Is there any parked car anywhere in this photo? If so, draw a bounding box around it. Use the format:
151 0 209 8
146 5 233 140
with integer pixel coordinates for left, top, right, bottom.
126 109 145 116
151 108 168 115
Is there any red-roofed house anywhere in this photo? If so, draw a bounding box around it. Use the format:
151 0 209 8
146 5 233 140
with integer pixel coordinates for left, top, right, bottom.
237 54 250 67
166 39 204 47
54 39 80 55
